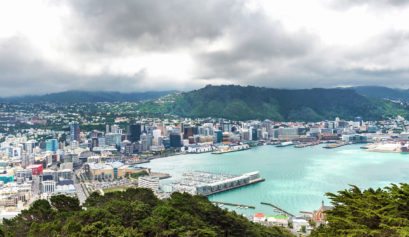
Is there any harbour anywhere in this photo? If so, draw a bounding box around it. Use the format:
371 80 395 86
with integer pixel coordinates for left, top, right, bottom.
144 144 409 216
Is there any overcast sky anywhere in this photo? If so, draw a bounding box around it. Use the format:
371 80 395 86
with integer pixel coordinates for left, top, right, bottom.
1 0 409 96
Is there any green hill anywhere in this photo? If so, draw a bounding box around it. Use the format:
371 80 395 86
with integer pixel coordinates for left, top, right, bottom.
166 85 408 121
0 188 292 237
0 90 176 103
353 86 409 102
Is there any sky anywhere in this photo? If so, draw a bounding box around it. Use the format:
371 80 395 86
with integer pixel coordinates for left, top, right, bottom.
1 0 409 96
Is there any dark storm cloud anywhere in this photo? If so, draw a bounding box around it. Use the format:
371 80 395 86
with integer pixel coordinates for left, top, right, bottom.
0 36 148 96
66 0 244 52
195 12 317 80
2 0 409 96
196 26 409 89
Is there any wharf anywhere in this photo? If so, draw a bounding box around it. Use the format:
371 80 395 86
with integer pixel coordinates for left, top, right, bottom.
171 171 265 196
204 178 265 196
211 201 255 209
212 147 250 155
294 142 320 148
261 202 295 217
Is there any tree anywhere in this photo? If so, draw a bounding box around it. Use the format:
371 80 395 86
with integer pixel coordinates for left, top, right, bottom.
50 195 81 212
3 188 292 237
311 184 409 237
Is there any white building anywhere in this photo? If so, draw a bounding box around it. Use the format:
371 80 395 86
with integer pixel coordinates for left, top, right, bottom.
138 176 159 192
41 180 56 193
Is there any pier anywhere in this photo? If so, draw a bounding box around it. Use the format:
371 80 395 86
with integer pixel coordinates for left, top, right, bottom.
261 202 295 217
211 201 255 209
170 171 265 196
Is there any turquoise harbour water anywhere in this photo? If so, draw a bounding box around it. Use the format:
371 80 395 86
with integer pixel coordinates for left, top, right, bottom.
143 144 409 216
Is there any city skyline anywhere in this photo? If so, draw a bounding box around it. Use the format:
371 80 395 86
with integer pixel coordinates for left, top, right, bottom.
1 0 409 96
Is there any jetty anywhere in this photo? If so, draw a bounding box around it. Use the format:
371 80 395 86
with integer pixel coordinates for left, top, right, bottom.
260 202 295 217
211 201 255 209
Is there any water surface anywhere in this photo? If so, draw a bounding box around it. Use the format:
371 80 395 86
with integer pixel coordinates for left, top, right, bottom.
143 145 409 216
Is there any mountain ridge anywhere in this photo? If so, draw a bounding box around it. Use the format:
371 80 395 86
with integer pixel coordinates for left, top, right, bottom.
163 85 409 121
0 90 177 103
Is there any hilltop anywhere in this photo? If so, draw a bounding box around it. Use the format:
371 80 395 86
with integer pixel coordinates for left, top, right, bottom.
164 85 408 121
0 90 176 103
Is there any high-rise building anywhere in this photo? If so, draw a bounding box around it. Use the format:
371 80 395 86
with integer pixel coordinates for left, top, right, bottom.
214 130 223 143
105 133 122 147
169 133 182 148
25 140 36 154
129 123 142 142
140 133 148 152
69 122 80 142
45 139 58 152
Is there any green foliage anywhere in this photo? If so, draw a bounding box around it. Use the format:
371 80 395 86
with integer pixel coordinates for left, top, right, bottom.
50 195 81 212
129 170 149 179
2 188 292 237
311 184 409 237
141 85 409 121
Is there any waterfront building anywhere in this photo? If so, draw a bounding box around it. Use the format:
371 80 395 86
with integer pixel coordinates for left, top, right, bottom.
169 133 182 148
341 134 368 143
138 176 160 192
250 127 258 141
214 130 223 143
253 213 266 223
183 126 195 140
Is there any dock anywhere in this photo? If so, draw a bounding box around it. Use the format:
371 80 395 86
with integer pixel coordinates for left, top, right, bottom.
211 201 255 209
170 171 265 196
211 144 250 154
260 202 295 217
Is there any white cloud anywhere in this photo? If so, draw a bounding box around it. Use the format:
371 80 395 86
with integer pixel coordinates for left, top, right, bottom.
0 0 409 96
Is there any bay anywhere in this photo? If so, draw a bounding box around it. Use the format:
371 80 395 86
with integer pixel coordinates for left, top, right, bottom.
143 144 409 217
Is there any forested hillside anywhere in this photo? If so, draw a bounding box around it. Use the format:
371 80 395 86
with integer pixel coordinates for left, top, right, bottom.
166 85 408 121
0 188 292 237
